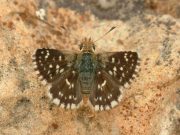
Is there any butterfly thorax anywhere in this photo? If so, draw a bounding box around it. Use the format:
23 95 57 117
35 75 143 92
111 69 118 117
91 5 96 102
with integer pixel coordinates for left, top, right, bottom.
78 53 96 94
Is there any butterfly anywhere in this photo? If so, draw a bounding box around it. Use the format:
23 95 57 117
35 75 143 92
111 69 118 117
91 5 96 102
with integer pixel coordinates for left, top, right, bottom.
32 37 140 111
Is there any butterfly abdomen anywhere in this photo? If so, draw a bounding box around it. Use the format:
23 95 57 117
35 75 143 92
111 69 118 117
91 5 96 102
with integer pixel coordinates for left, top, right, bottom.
79 53 96 94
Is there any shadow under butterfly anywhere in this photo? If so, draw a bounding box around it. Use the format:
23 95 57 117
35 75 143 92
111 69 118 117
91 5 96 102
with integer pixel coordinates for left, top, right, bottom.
32 34 140 111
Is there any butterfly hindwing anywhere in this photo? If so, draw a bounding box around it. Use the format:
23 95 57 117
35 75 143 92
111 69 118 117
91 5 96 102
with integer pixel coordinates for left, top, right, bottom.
89 70 122 111
32 48 76 84
48 69 82 109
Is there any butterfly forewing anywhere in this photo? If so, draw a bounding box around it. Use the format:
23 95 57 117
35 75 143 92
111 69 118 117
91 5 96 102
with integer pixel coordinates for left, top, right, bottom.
99 51 140 87
32 48 76 84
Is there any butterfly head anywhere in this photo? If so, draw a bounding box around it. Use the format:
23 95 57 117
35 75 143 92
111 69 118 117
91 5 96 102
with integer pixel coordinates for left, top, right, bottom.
79 37 95 53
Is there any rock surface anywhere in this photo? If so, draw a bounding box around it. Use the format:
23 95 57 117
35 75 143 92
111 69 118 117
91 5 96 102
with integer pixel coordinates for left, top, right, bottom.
0 0 179 135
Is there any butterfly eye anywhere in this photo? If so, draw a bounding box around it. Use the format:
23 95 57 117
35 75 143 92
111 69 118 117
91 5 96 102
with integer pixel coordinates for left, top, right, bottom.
79 44 83 50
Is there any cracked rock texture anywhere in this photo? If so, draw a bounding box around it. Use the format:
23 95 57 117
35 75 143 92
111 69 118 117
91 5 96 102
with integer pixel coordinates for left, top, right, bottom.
0 0 179 135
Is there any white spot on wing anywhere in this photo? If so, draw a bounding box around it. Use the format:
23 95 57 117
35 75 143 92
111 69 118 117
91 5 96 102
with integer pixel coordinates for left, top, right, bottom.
71 84 74 88
105 105 110 110
124 82 129 88
119 87 123 92
95 105 99 111
71 104 76 109
47 91 52 99
33 65 38 69
41 80 47 85
72 70 75 74
129 79 133 83
33 62 37 65
98 84 101 89
53 98 60 105
47 70 50 74
47 84 52 90
66 79 70 86
38 76 43 80
118 96 123 102
59 91 63 97
101 80 107 87
56 65 60 69
59 56 62 61
45 55 48 59
35 71 39 74
135 68 139 72
60 68 64 73
111 101 118 108
113 66 117 71
49 64 53 68
66 104 70 109
56 69 59 74
49 74 53 79
108 70 113 75
60 103 65 108
112 57 115 63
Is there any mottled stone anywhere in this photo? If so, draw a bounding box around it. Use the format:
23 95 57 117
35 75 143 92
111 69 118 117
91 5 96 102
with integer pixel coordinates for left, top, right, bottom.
0 0 179 135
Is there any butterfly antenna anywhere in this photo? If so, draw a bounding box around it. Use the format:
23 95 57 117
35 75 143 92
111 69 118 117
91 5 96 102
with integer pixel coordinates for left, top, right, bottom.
94 26 116 42
37 17 66 31
34 15 79 42
10 8 80 42
34 11 67 33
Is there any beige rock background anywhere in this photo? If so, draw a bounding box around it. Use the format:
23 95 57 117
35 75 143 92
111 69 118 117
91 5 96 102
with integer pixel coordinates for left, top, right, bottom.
0 0 179 135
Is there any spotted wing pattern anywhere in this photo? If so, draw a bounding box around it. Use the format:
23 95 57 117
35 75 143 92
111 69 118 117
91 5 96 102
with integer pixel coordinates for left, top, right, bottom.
48 69 82 109
32 48 76 84
89 51 140 111
32 48 82 109
89 70 122 111
103 52 140 86
33 49 140 111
